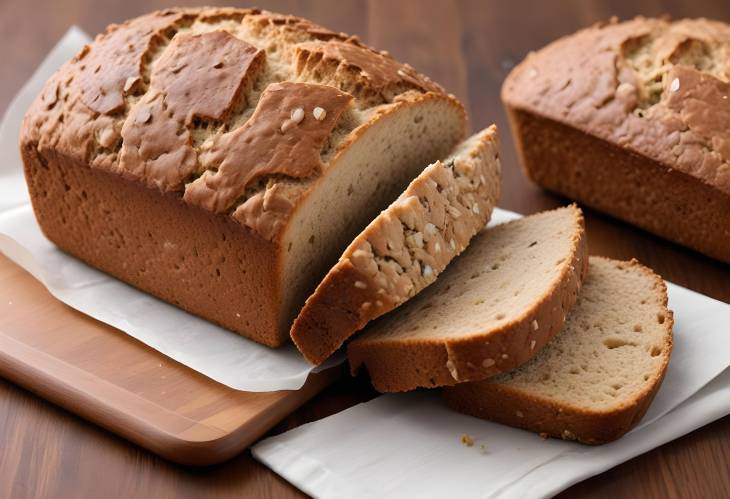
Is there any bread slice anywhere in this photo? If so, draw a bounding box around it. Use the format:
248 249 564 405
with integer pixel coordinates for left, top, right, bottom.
348 205 587 392
443 257 673 444
291 127 501 364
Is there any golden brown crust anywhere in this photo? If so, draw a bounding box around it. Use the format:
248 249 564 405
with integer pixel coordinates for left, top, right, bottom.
73 10 195 115
21 7 455 241
347 205 588 392
442 367 668 444
502 17 730 196
442 257 674 445
118 30 266 192
503 17 730 262
183 82 353 217
295 40 443 95
289 261 384 363
506 108 730 263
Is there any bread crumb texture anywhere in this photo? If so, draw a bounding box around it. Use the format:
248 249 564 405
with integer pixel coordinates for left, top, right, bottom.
290 127 501 364
460 433 474 447
443 257 673 444
491 258 671 407
347 205 587 392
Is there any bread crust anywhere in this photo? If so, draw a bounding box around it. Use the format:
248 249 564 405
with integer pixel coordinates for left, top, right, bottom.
21 145 283 346
292 127 501 364
443 257 674 445
20 7 466 346
502 17 730 263
347 205 588 392
506 107 730 263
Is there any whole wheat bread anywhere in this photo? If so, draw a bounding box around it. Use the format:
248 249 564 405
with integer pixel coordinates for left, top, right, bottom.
443 257 673 444
348 205 588 392
20 8 465 347
291 127 501 364
503 17 730 263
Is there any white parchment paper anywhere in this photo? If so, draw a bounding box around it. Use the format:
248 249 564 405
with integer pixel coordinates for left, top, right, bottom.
253 264 730 496
0 28 345 392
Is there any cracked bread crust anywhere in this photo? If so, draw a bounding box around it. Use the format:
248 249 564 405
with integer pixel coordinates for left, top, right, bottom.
347 205 588 393
503 17 730 262
20 7 466 347
291 127 502 364
443 257 673 445
22 7 450 239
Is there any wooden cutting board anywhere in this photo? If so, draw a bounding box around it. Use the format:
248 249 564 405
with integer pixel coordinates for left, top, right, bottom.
0 253 339 466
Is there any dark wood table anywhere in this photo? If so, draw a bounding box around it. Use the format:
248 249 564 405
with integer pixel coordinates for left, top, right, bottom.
1 0 729 497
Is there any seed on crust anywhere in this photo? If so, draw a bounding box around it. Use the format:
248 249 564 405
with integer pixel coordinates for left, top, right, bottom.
291 107 305 123
423 264 434 278
312 106 327 120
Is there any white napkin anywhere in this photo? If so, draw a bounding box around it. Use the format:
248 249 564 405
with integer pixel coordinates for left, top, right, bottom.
253 280 730 498
0 28 341 392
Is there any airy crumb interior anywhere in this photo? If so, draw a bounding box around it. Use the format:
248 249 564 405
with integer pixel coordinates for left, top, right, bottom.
492 257 670 409
358 206 581 342
281 99 463 329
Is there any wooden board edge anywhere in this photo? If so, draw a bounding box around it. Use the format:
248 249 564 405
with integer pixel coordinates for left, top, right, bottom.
0 332 342 466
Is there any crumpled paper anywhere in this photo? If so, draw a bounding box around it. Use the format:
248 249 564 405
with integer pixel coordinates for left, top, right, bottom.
0 27 341 392
252 268 730 496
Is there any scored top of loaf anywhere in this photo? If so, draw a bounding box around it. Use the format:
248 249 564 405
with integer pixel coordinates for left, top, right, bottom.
21 7 452 241
502 17 730 196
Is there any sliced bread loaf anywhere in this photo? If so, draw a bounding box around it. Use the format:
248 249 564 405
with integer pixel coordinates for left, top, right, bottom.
348 205 587 392
442 257 673 444
21 8 466 348
291 127 501 364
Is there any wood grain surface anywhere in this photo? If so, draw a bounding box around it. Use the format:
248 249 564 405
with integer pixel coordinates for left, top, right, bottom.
0 254 340 466
1 0 729 498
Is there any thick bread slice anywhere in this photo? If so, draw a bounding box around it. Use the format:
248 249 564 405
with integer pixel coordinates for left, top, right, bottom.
291 127 502 364
20 8 466 347
443 257 673 444
348 205 587 392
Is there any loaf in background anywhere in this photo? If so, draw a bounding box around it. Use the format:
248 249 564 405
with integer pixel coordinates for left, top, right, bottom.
503 17 730 264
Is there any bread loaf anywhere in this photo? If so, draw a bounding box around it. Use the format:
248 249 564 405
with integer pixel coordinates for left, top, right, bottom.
292 127 502 364
20 8 466 347
443 257 673 444
503 17 730 263
348 205 587 392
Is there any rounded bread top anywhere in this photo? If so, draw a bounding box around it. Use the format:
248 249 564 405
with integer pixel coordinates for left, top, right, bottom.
503 17 730 195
